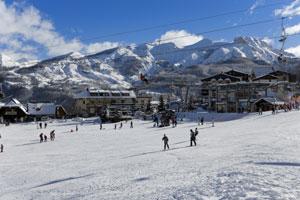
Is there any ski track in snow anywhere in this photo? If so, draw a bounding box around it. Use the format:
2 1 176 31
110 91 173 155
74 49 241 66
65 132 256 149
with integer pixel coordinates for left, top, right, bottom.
0 111 300 199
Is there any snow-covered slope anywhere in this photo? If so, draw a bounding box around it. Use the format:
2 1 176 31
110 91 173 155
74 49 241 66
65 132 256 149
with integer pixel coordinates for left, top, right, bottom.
1 110 300 199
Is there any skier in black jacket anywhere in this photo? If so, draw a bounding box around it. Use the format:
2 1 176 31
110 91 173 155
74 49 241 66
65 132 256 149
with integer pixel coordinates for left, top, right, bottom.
190 129 196 146
162 134 169 150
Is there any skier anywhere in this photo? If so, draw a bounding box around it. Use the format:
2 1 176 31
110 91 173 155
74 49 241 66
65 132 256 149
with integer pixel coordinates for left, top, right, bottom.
0 144 3 153
162 134 169 150
39 123 42 129
50 130 55 141
272 106 276 115
99 117 103 130
44 122 47 129
201 117 204 125
114 124 117 130
76 125 78 132
44 135 47 142
195 128 199 136
119 122 123 129
39 133 44 143
190 129 196 146
258 107 263 115
130 121 133 128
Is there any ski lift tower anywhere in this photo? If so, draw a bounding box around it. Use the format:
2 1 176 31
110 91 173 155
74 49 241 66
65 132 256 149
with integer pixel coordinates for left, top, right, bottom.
278 17 288 64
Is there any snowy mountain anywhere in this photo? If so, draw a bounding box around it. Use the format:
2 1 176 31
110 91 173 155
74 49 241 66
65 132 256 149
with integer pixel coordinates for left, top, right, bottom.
0 36 298 102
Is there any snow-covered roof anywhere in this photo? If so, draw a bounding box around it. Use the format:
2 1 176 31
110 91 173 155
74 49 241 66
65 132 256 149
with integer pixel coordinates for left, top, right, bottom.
74 89 136 99
254 97 285 105
0 98 28 114
27 103 57 116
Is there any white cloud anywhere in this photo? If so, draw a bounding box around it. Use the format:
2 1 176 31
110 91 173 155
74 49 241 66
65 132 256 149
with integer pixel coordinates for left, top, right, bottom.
85 42 120 54
156 30 203 48
262 37 274 46
286 23 300 35
249 0 265 15
286 45 300 57
274 0 300 17
0 1 121 62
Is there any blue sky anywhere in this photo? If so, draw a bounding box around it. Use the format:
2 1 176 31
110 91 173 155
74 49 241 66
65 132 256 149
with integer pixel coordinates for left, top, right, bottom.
1 0 300 61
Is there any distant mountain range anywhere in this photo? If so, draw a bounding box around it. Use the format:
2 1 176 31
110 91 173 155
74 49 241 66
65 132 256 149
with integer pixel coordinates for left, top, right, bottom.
0 36 299 102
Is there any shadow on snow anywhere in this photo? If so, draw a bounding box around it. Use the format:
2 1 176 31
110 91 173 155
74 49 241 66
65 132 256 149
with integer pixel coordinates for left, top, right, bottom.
255 162 300 167
123 145 193 158
32 174 94 188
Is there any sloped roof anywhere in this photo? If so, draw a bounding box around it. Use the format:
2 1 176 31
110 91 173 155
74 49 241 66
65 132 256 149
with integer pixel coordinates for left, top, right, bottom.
0 98 28 114
253 74 279 81
254 97 285 105
74 89 136 99
201 73 241 82
225 69 249 77
27 103 56 116
268 70 290 76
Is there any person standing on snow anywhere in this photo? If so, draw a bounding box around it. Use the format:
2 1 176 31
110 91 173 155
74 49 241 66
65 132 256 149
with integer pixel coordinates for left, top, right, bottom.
119 122 123 129
39 133 44 143
190 129 196 146
201 117 204 125
162 134 169 150
130 121 133 128
0 144 3 153
44 135 47 142
195 128 199 137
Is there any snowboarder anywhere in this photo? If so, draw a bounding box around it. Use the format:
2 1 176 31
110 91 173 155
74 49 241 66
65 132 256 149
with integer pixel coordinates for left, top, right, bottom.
44 135 47 142
0 144 3 153
130 121 133 128
190 129 196 146
201 117 204 125
162 134 169 150
39 133 44 143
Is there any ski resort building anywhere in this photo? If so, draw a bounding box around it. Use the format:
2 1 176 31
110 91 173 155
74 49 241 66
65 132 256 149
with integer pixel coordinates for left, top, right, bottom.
74 88 136 117
0 98 28 122
135 94 152 112
27 103 67 120
201 69 297 112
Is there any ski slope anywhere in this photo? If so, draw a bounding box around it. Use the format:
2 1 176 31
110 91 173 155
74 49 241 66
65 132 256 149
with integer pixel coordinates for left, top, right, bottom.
0 111 300 199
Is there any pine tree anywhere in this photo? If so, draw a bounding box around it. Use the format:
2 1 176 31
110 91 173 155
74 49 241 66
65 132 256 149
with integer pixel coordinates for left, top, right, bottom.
146 99 151 112
158 95 165 111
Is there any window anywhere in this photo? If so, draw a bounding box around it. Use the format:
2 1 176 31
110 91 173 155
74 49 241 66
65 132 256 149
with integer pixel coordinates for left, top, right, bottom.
112 93 121 96
121 93 130 96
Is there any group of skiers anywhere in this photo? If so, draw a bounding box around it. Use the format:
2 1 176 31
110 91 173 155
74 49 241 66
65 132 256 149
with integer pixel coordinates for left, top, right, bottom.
39 130 55 143
161 127 200 151
114 121 133 130
38 122 48 129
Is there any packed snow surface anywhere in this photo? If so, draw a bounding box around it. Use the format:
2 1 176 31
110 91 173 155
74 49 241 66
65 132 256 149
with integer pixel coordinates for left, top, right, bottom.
1 111 300 199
